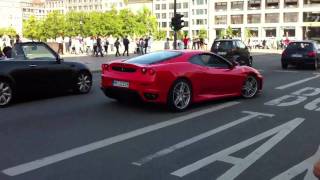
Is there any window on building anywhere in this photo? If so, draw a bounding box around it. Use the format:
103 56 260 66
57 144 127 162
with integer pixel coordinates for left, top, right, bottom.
169 3 174 9
162 13 166 19
169 12 174 18
195 9 207 15
285 0 298 7
248 0 261 9
284 28 296 37
233 28 241 37
177 3 181 9
249 29 259 37
162 22 167 28
215 2 227 11
162 4 166 9
182 12 188 18
231 15 243 24
284 12 298 22
303 12 320 22
156 13 160 19
265 13 279 23
266 0 279 8
247 14 261 23
265 28 277 37
231 1 244 10
215 15 227 24
183 2 188 8
196 0 206 5
155 4 160 10
304 0 320 6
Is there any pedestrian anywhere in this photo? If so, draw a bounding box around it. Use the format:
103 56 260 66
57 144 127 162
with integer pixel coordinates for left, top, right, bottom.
122 36 130 56
164 38 170 50
183 35 189 49
144 36 149 54
109 35 114 52
104 37 109 54
96 36 103 57
93 36 97 56
57 35 64 55
15 34 21 44
314 160 320 179
262 40 266 49
139 38 144 55
114 38 121 57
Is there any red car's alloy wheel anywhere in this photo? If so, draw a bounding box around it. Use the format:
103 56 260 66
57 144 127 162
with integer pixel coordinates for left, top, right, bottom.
169 80 191 111
0 81 13 107
241 76 258 98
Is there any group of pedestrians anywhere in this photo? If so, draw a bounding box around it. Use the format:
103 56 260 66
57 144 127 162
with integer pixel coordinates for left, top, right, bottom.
0 34 21 59
134 36 152 55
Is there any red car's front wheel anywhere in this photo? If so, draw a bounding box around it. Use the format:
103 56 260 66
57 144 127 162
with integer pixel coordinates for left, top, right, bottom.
241 76 259 98
168 79 192 112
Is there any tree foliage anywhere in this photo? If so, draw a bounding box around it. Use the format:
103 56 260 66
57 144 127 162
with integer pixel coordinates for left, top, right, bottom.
22 8 158 41
199 28 207 39
0 27 17 37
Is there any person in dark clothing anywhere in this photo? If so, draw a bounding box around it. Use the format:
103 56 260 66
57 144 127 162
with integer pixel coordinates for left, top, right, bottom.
104 37 109 54
123 36 130 56
96 36 103 57
2 46 12 58
144 37 149 54
114 38 121 57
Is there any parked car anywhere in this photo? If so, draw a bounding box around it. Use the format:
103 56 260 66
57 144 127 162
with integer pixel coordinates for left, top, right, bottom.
0 42 92 107
101 50 262 111
281 41 320 69
210 39 253 66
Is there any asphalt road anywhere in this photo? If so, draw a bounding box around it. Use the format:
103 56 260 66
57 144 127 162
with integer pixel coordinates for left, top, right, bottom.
1 53 320 180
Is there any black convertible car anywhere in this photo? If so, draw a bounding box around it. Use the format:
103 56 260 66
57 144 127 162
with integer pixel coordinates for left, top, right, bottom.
0 42 92 107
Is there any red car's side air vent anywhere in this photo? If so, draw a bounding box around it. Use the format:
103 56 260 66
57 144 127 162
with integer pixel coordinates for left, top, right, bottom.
112 66 136 73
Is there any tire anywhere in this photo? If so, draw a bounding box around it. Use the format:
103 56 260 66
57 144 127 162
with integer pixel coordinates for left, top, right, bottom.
282 62 288 69
241 75 259 99
167 79 192 112
0 80 13 107
313 59 318 70
74 71 92 94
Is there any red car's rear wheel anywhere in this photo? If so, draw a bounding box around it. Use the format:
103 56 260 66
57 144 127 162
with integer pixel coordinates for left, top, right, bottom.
168 79 192 111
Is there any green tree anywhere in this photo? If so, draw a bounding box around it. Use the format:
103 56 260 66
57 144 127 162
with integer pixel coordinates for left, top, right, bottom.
154 30 166 40
244 28 252 40
225 26 234 38
136 7 157 36
44 11 66 39
23 16 39 40
199 28 207 39
0 27 17 37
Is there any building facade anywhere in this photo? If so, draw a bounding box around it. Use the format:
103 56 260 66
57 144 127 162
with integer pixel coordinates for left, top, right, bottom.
154 0 320 43
21 0 46 20
0 0 24 34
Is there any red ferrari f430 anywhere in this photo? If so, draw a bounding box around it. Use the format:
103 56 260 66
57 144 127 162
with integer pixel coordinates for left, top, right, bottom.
101 51 263 111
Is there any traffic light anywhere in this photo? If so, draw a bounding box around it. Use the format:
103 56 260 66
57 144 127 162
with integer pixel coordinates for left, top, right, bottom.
171 14 184 31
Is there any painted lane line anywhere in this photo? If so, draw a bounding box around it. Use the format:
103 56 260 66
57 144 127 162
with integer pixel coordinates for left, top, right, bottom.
273 70 298 73
275 75 320 90
171 118 304 178
1 101 240 177
132 111 274 166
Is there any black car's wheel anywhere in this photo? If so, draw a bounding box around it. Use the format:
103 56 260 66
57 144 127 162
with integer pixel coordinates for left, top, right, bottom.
241 76 258 99
281 62 288 69
0 80 13 107
313 59 318 70
74 71 92 94
168 79 192 111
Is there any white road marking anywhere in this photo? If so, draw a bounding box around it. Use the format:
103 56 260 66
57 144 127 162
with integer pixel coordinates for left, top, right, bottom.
271 145 320 180
1 101 239 177
132 111 274 166
171 118 304 178
273 70 299 73
275 75 320 90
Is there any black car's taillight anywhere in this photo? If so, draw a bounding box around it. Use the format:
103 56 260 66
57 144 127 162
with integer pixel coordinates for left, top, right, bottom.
308 51 316 57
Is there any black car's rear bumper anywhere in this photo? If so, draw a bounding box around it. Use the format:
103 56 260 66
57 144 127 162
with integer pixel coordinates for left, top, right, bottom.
282 57 316 65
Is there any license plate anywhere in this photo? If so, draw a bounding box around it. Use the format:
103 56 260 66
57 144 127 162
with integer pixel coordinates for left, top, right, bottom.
218 52 227 55
291 54 302 58
112 80 129 88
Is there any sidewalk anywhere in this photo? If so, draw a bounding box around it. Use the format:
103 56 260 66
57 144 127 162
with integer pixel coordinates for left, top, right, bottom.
250 48 283 54
63 53 139 72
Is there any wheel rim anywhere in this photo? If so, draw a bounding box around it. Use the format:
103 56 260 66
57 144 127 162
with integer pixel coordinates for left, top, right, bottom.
0 82 12 106
242 76 258 98
77 74 91 93
173 82 191 110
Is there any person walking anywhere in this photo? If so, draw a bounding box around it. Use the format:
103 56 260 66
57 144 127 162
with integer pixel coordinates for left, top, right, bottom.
144 36 149 54
122 36 130 56
104 37 109 54
139 38 145 55
96 36 103 57
57 35 64 55
164 38 170 50
183 35 189 49
114 38 121 57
